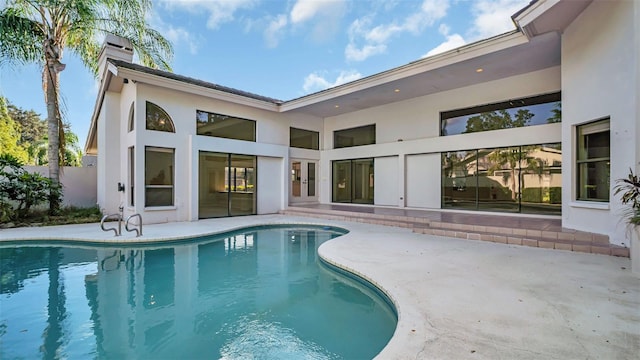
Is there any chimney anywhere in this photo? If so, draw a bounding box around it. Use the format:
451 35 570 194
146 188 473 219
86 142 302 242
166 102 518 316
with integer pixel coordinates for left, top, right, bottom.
98 34 133 79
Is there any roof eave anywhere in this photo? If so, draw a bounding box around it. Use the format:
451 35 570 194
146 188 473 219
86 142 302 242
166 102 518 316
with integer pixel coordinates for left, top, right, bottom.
84 62 117 155
280 30 527 112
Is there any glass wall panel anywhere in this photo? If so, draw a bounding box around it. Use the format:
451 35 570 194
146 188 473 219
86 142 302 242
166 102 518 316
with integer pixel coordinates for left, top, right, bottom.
477 147 520 212
291 162 301 197
145 147 174 207
442 151 478 210
440 92 561 136
334 124 375 149
352 159 374 204
332 160 352 203
196 110 256 141
229 154 256 216
441 143 562 215
199 152 229 218
332 159 374 204
290 127 319 150
307 162 316 197
199 152 257 218
520 144 562 215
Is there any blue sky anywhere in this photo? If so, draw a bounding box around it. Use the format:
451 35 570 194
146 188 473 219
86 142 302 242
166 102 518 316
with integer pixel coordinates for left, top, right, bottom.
0 0 529 145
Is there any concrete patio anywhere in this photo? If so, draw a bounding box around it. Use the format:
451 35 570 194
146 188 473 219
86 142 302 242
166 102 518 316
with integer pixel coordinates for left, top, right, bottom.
1 214 638 359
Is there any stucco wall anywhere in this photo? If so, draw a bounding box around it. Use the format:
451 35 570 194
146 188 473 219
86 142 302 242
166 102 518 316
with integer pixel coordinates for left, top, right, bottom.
374 156 399 206
561 0 639 246
25 166 97 208
320 67 562 206
100 82 306 223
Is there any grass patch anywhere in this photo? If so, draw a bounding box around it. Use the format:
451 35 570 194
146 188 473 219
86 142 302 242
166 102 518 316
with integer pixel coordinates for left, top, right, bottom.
2 206 103 228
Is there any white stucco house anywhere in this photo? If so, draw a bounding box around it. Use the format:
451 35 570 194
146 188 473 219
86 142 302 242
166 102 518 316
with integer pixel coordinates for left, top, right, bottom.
85 0 638 259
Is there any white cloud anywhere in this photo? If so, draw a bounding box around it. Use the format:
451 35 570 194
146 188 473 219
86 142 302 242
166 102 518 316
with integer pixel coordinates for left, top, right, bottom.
345 0 450 62
148 10 201 55
158 0 257 29
303 70 362 93
290 0 346 24
345 43 387 62
469 0 530 39
289 0 347 43
264 14 288 48
423 23 466 57
165 27 200 55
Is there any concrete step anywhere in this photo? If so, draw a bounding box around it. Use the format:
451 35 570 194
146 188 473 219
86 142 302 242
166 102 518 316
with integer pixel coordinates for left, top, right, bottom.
280 207 629 258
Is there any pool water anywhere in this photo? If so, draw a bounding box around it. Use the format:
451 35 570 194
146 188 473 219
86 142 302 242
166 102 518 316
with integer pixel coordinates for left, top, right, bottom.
0 225 397 359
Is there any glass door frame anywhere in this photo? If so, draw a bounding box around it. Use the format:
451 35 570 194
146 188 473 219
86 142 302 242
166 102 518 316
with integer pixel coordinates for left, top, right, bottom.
289 158 318 204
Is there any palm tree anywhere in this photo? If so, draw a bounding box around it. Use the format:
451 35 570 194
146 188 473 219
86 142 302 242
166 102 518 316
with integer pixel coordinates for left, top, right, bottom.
0 0 173 213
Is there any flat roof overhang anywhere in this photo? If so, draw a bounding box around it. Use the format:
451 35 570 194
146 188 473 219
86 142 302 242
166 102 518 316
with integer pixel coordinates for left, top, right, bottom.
280 30 561 118
513 0 593 38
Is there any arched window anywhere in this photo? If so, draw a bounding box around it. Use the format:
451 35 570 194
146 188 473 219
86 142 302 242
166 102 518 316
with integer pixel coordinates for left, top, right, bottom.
128 102 135 132
146 101 175 132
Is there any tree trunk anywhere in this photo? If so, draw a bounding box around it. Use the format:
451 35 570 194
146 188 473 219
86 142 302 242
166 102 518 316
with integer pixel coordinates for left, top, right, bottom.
44 41 65 214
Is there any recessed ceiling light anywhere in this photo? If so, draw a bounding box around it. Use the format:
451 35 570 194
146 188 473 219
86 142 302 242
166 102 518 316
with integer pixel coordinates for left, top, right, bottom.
394 89 400 93
334 105 340 108
476 68 484 73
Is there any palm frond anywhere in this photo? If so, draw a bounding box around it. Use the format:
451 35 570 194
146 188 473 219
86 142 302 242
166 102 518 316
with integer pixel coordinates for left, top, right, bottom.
0 6 45 66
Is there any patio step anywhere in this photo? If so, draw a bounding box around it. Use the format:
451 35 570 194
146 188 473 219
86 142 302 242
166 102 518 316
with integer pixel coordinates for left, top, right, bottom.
412 223 628 257
281 206 629 258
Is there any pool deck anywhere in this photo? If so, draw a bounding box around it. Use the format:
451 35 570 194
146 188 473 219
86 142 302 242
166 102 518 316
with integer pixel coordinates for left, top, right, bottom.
1 214 639 359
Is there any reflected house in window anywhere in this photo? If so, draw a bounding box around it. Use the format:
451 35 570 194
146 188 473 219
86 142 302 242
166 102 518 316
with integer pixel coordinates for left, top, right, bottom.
442 144 562 215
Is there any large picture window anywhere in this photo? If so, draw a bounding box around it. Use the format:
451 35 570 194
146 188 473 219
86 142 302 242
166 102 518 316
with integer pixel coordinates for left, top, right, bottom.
290 127 319 150
440 92 561 136
442 143 562 215
145 147 174 207
332 158 374 204
333 124 375 149
196 110 256 142
576 119 610 202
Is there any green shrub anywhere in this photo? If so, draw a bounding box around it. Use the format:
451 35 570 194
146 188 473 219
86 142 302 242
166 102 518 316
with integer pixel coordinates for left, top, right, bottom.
0 154 63 220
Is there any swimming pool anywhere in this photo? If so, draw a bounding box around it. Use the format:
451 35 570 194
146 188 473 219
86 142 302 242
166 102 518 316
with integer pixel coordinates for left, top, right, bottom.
0 224 397 359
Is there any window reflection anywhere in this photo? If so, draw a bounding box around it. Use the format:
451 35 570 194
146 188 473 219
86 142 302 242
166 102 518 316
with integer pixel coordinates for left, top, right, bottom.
196 110 256 142
442 143 561 215
198 152 257 218
290 127 319 150
332 159 374 204
577 119 610 202
333 124 375 149
143 249 175 309
146 102 175 132
145 147 174 207
440 93 561 136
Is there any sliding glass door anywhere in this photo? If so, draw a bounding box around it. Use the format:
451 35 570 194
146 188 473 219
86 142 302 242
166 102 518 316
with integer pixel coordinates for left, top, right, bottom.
199 152 256 218
332 158 374 204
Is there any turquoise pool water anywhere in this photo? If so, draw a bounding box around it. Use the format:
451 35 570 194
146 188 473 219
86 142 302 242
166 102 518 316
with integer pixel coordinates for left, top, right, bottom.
0 225 397 359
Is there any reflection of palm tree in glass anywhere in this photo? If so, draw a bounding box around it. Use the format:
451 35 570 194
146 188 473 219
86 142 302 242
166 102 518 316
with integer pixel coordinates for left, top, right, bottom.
546 102 562 123
443 152 473 190
488 147 542 201
464 109 534 133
